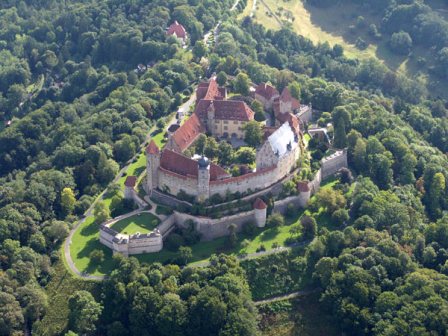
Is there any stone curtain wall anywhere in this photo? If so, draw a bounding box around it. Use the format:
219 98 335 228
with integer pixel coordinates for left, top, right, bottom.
151 190 192 208
321 150 347 179
174 210 256 241
209 167 277 197
309 169 322 194
158 168 199 197
157 214 176 236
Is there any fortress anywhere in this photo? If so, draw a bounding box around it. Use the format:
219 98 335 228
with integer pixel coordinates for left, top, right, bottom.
145 78 304 202
99 78 349 256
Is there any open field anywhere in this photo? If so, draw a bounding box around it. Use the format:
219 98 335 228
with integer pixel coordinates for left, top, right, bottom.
248 0 448 98
111 212 160 234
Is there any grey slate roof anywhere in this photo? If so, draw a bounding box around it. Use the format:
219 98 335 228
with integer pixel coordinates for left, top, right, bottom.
267 122 298 158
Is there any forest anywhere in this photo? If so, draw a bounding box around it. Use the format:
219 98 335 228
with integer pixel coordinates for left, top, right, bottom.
0 0 448 335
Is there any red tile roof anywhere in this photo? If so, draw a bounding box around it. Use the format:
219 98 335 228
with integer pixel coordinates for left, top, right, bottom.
210 164 230 180
171 114 205 152
146 140 160 155
161 149 197 177
166 21 187 39
253 198 267 210
196 78 225 102
124 176 137 187
160 149 229 181
280 87 300 110
276 113 300 134
195 99 254 121
297 181 310 192
255 83 279 100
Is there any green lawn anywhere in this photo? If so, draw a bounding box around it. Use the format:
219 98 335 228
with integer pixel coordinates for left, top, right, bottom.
110 212 160 234
69 215 116 276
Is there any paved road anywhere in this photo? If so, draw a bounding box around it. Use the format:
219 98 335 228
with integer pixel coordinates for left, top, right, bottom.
254 288 321 306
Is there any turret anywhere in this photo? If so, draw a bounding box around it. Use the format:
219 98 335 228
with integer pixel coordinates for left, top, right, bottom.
124 176 137 200
146 140 160 195
253 198 267 227
197 156 210 202
207 100 215 135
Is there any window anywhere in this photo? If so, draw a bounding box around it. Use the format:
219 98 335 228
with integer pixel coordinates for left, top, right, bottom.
223 120 228 124
233 121 238 124
224 126 228 130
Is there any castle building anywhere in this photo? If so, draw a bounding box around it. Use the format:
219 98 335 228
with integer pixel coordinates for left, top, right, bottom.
254 82 280 110
273 87 301 118
253 82 313 126
194 78 254 139
145 78 303 202
166 21 187 45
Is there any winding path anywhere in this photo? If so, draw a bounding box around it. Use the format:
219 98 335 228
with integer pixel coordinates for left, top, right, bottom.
63 96 194 280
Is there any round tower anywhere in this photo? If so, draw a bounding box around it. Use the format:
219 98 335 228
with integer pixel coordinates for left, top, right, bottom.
197 156 210 202
146 140 160 195
253 198 267 228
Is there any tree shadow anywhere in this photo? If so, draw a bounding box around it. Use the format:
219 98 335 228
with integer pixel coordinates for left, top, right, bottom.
151 129 162 137
134 166 145 176
80 219 100 236
260 227 279 241
77 238 115 275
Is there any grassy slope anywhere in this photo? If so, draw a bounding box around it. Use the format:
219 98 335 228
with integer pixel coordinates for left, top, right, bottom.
110 212 160 234
251 0 447 98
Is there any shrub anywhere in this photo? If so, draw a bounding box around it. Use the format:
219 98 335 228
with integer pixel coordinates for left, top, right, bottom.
285 203 298 218
242 221 257 236
256 244 266 252
89 249 105 264
267 213 285 228
301 216 317 240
